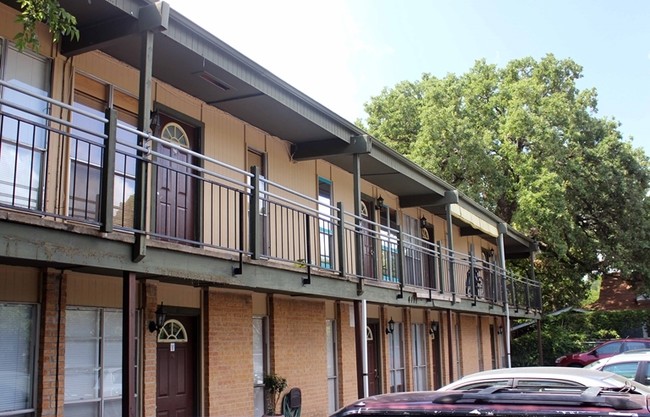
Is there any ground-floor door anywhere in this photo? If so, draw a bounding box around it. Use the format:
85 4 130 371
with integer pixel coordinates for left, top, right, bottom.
367 322 381 395
156 315 196 417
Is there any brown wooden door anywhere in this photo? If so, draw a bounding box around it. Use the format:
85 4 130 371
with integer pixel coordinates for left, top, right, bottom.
431 326 443 389
156 316 196 417
154 115 197 241
367 322 380 395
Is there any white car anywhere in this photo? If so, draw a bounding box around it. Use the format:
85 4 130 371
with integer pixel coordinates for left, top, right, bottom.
585 350 650 385
438 366 650 393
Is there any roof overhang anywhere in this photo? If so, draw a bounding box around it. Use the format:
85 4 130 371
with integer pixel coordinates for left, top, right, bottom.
0 0 537 258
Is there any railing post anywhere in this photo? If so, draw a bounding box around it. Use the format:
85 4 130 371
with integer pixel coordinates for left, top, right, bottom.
249 166 262 260
436 241 445 294
511 278 519 313
468 244 477 304
303 213 312 285
396 225 404 299
100 108 117 233
336 202 346 277
528 241 539 311
232 192 244 275
435 241 445 294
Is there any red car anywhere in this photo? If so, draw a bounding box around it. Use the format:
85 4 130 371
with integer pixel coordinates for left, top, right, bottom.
556 338 650 367
330 386 650 417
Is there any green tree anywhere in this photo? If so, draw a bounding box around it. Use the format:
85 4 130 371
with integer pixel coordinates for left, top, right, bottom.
14 0 79 51
363 54 650 312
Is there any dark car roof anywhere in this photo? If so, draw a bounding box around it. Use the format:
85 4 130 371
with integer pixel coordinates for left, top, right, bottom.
330 387 650 417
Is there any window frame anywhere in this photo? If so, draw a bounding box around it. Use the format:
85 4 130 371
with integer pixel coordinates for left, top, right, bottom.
63 306 140 417
69 76 138 227
388 321 405 393
0 41 51 211
0 302 38 417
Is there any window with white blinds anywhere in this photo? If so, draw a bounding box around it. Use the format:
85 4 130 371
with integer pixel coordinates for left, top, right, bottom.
0 303 36 416
411 323 428 391
253 317 266 417
64 307 138 417
326 320 338 414
388 322 405 393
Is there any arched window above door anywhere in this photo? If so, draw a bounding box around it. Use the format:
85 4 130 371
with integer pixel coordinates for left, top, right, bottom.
366 325 374 341
160 122 190 149
157 319 188 343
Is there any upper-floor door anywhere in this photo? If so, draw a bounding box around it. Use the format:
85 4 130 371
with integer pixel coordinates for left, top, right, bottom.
248 149 269 255
154 114 198 242
360 197 376 279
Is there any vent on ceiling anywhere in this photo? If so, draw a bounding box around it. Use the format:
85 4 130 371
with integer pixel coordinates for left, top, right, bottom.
195 71 232 92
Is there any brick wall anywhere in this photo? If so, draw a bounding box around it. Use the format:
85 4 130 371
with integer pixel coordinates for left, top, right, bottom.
270 296 328 417
459 314 480 376
142 281 158 417
337 302 358 408
204 290 253 417
38 270 66 417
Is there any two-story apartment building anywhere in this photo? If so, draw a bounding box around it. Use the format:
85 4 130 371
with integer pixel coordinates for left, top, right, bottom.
0 1 541 416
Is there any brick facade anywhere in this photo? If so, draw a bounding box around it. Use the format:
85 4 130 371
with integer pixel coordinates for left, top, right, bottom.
38 270 66 417
21 269 508 417
270 296 329 417
142 281 159 417
204 290 253 417
336 302 359 408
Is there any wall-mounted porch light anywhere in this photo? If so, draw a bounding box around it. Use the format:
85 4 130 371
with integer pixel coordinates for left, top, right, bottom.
148 302 166 333
376 195 384 210
149 110 160 133
429 321 438 335
420 216 428 228
497 325 504 335
385 317 395 334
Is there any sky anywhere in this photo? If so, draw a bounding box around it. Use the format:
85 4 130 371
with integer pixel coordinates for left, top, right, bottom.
165 0 650 155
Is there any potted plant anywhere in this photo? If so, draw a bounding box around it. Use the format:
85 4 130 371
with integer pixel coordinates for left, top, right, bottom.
263 372 287 416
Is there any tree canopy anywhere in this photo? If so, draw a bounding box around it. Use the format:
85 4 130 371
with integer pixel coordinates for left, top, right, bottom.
13 0 78 51
363 54 650 312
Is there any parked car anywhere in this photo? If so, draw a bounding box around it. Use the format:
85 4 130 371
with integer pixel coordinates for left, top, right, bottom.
437 366 650 393
556 339 650 367
586 350 650 385
330 385 650 417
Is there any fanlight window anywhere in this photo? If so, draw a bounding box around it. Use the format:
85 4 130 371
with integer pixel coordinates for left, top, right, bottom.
360 202 369 217
160 122 189 149
157 319 188 343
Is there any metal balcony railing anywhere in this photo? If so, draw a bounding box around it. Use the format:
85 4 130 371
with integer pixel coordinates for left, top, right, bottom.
0 80 542 312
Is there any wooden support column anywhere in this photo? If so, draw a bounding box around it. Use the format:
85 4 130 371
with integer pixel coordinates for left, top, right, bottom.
447 309 454 382
100 108 117 233
133 30 154 262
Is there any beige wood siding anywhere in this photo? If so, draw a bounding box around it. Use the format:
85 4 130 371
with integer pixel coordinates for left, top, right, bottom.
67 273 123 307
158 282 201 308
0 265 39 302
